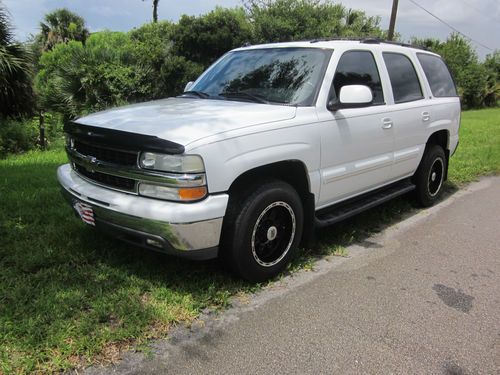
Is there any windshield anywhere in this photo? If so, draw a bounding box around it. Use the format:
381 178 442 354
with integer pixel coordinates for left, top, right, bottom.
187 47 332 106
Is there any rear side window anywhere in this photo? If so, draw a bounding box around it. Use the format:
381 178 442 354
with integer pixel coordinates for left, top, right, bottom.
383 53 423 104
331 50 384 105
417 53 457 97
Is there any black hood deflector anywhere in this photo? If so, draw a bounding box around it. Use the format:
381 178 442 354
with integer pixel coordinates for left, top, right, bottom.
65 122 185 154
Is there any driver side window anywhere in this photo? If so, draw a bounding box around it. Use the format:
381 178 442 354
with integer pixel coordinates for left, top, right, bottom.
330 50 385 106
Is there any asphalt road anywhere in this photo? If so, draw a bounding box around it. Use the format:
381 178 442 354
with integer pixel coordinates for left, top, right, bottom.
91 177 500 375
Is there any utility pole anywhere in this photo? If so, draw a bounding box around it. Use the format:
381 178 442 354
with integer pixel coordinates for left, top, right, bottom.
388 0 399 41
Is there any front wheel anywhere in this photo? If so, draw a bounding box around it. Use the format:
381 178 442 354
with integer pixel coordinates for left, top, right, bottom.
414 144 447 207
221 180 303 282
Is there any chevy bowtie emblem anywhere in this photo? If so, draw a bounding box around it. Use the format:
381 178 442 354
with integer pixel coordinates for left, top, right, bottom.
84 155 98 172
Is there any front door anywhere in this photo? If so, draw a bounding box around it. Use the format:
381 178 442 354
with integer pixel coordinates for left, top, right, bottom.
316 50 394 207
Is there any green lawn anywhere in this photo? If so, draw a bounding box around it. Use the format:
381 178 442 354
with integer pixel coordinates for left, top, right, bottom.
1 108 499 373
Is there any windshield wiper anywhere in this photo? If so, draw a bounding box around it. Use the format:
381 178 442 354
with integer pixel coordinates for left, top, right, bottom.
219 91 269 104
180 90 211 99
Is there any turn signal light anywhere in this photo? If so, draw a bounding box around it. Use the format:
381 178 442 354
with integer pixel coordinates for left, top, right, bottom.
178 187 207 201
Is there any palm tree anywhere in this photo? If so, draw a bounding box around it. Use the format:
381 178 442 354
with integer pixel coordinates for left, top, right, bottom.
39 8 89 51
0 6 34 118
143 0 160 23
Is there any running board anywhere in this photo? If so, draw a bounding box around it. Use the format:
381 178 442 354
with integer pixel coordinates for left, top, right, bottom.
315 180 415 228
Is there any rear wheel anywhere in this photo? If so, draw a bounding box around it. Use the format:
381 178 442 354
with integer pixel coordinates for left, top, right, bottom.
414 144 447 207
221 180 303 282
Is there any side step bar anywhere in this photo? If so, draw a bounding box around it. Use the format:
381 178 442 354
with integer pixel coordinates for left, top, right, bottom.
315 180 416 228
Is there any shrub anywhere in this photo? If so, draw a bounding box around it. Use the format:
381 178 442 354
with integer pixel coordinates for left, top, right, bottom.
130 21 203 99
35 32 151 120
172 7 253 66
245 0 383 43
0 113 63 157
0 118 38 156
412 34 499 109
0 6 35 118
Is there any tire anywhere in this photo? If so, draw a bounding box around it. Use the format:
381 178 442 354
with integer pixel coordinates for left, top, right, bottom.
221 180 304 282
414 144 447 207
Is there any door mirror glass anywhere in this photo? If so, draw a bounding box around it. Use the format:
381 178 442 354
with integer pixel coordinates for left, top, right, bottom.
328 85 373 111
184 81 194 92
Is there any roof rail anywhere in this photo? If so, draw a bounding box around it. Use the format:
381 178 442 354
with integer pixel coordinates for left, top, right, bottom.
309 37 428 51
309 37 366 43
360 38 429 51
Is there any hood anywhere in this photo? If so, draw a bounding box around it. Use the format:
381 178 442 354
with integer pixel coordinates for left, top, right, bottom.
75 97 297 146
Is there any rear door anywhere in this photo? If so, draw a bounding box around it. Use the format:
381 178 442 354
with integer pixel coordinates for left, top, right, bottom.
381 52 429 180
416 53 461 154
316 50 394 207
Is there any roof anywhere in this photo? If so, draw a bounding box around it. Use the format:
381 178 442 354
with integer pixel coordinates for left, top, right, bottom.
234 38 440 57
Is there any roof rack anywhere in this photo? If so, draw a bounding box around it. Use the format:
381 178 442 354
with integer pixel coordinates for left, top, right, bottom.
309 37 429 51
309 37 366 43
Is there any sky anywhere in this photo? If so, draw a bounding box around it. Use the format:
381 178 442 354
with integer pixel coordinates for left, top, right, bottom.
2 0 499 59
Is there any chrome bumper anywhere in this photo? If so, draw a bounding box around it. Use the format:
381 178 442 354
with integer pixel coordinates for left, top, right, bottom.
57 164 228 259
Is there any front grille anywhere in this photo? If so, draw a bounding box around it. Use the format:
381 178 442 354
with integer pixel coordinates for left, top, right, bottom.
74 140 138 167
74 164 136 192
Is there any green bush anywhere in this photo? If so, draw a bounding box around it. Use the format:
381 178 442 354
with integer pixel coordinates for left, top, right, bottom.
0 118 38 156
0 113 63 157
32 2 499 123
0 6 35 118
245 0 384 43
173 7 253 66
35 32 151 120
411 34 499 109
130 21 203 99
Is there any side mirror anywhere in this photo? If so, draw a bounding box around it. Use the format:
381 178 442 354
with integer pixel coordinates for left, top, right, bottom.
184 81 194 92
327 85 373 111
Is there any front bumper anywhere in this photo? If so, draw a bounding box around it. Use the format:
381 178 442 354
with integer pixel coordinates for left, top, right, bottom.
57 164 228 260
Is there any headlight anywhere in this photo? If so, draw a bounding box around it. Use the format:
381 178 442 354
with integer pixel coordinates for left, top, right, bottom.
139 183 207 202
139 152 204 173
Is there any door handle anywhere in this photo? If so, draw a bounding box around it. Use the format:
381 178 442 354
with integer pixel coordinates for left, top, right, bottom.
382 118 393 129
422 111 431 122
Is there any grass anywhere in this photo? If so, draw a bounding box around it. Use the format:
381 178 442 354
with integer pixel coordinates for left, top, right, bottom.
1 108 499 373
448 109 500 183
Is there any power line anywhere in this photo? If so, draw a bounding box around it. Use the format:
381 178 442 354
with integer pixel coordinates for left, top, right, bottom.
457 0 500 25
406 0 493 51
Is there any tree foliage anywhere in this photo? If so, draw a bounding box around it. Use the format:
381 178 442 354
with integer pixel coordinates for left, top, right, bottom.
35 27 204 120
2 0 498 133
0 6 34 118
173 7 253 66
38 8 89 52
412 34 499 108
35 32 150 120
130 21 203 99
244 0 383 42
483 51 500 107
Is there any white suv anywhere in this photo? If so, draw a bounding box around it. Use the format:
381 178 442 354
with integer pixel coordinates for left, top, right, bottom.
58 39 460 281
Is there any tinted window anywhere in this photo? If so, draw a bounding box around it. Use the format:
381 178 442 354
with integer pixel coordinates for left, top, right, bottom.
383 53 423 103
417 53 457 97
190 48 332 106
331 51 384 105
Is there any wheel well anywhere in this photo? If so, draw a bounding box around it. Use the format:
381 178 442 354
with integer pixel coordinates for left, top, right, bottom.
228 160 310 197
427 130 449 150
426 130 450 180
227 160 316 248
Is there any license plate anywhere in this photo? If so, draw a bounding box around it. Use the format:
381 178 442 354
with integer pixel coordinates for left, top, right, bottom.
73 201 95 226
